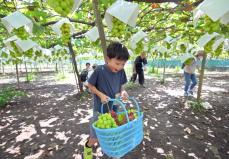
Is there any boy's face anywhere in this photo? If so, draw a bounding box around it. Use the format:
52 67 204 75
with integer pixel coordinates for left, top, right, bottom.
107 57 126 73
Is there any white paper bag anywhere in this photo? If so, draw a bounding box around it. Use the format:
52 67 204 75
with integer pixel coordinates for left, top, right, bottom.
197 32 219 47
3 36 18 52
85 26 99 42
51 18 75 36
223 39 229 51
198 0 229 22
105 0 139 28
180 53 195 63
1 11 33 34
130 30 147 49
212 37 224 51
14 39 38 53
195 0 229 24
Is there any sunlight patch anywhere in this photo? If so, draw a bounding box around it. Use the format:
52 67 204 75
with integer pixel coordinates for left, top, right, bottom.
76 134 89 146
5 145 20 155
155 101 168 109
0 123 10 131
39 117 58 127
55 131 70 144
154 147 164 154
24 150 44 159
204 86 227 92
150 126 155 130
207 129 215 138
16 124 36 142
191 124 199 130
76 109 93 124
165 120 173 128
164 89 183 97
188 153 198 159
94 147 103 158
56 95 66 101
73 154 82 159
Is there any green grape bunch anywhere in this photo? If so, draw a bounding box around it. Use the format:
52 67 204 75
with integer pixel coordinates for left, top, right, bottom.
214 43 223 57
47 0 74 17
10 41 19 53
60 23 71 45
94 113 118 129
184 58 194 65
134 40 144 55
204 16 221 34
180 44 186 53
13 27 29 40
204 38 215 53
110 18 126 38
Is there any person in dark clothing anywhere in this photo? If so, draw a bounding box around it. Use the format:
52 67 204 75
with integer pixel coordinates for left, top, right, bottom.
130 52 147 87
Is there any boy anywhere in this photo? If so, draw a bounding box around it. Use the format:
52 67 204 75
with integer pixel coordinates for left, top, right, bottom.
84 42 130 159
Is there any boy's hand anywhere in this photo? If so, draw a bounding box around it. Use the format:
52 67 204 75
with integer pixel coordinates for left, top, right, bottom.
121 90 129 101
100 93 109 104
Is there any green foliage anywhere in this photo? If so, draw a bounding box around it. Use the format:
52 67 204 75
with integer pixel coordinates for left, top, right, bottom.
47 0 74 17
13 27 29 40
135 40 144 55
55 72 66 81
124 81 138 90
147 66 156 74
0 86 26 108
190 101 204 112
27 72 37 82
173 66 181 73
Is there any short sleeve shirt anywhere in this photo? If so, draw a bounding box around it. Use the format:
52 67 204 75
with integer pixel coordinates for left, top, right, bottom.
88 64 127 113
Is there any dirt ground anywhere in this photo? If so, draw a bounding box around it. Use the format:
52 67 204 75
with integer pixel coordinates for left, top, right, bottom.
0 72 229 159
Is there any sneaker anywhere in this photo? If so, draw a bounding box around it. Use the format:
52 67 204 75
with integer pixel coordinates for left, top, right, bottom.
184 92 188 97
140 84 146 88
84 143 92 159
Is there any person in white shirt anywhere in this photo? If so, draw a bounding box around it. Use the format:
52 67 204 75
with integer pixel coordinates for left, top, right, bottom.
183 50 204 96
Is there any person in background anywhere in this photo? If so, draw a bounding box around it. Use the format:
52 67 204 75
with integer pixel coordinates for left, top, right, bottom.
79 63 91 90
183 50 204 97
84 64 97 90
130 52 147 87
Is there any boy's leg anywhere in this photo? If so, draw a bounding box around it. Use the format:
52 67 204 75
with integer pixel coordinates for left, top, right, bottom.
184 72 191 96
84 111 98 159
189 73 197 94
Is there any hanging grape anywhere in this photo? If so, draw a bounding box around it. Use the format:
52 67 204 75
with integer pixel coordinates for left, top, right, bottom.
110 18 127 38
13 27 29 40
60 23 71 45
47 0 74 17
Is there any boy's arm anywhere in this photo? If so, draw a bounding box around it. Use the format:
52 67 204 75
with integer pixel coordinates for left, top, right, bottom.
87 83 109 103
120 85 128 100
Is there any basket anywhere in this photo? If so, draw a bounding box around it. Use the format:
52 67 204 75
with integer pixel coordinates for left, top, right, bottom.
92 97 144 158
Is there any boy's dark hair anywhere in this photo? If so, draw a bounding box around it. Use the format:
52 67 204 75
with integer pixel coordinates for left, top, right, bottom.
86 62 90 66
107 42 129 61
